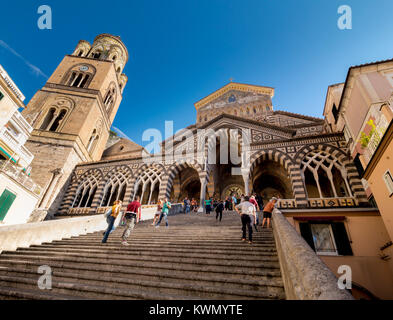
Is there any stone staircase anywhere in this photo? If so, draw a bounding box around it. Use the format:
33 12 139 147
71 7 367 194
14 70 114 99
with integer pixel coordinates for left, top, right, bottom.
0 211 285 300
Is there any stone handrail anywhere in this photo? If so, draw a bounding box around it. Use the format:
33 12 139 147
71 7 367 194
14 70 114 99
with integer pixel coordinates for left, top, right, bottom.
0 204 183 253
272 208 354 300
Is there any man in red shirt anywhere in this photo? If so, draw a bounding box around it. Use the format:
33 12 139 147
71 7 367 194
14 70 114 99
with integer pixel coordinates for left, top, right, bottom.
121 196 142 246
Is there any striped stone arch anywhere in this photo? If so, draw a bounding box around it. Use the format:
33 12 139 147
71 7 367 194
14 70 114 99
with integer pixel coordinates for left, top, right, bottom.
295 144 368 205
92 165 134 209
159 160 206 200
59 168 104 214
248 149 308 207
129 162 166 201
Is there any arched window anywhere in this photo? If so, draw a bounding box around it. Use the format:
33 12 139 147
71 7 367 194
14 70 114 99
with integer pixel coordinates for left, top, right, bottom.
77 50 83 57
63 64 96 89
91 51 102 59
66 72 90 88
101 170 129 207
40 108 56 130
301 151 352 199
116 67 121 74
72 176 98 208
40 108 67 132
49 109 67 132
133 166 163 205
87 129 99 153
103 85 116 113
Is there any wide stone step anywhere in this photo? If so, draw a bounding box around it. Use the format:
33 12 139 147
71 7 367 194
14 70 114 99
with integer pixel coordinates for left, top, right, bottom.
9 247 278 261
0 260 282 285
29 244 277 256
0 269 285 300
0 285 87 300
0 252 280 269
49 239 277 248
0 275 200 300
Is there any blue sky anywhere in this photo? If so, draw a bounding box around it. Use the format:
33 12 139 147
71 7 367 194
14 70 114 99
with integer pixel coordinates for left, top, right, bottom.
1 0 393 146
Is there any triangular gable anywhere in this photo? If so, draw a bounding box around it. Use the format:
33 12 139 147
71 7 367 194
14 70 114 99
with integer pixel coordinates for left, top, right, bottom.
195 82 274 111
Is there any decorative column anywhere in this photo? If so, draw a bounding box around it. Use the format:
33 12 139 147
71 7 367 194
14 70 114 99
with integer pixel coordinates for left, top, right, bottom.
39 168 64 209
199 177 207 212
241 166 251 196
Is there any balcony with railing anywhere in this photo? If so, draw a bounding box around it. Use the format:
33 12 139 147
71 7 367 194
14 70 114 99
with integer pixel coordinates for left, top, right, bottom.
0 119 34 167
0 160 42 198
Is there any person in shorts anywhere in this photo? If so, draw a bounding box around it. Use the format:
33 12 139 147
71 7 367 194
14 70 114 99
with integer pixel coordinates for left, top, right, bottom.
262 197 278 229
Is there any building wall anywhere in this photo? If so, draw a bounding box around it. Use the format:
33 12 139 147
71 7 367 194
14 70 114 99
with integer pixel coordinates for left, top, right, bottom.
287 211 393 299
367 139 393 240
0 173 39 225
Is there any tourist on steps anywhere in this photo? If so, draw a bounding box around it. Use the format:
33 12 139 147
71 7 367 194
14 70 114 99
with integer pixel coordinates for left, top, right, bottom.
215 199 224 222
191 198 198 212
155 198 171 228
152 198 162 226
121 196 142 246
249 195 259 231
102 200 123 244
235 196 256 244
261 197 278 229
205 197 212 215
183 197 190 214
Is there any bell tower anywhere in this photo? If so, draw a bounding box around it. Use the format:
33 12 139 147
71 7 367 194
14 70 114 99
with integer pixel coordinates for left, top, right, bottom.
22 34 129 218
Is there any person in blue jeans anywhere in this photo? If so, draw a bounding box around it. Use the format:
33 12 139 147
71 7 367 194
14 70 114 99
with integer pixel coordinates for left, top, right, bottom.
102 200 122 243
155 198 171 228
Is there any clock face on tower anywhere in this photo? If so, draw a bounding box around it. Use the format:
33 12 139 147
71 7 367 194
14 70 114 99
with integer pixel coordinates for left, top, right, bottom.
79 65 89 72
228 94 236 103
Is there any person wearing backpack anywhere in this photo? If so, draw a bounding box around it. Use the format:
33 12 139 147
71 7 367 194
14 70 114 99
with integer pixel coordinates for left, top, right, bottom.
102 200 123 244
155 198 171 228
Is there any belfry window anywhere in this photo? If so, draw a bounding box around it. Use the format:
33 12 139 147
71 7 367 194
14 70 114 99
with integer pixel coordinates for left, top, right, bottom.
49 109 67 131
92 51 101 59
103 86 116 113
87 129 99 153
40 108 67 132
66 72 90 88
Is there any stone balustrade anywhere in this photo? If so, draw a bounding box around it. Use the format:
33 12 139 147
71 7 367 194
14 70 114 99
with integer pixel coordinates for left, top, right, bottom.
272 208 354 300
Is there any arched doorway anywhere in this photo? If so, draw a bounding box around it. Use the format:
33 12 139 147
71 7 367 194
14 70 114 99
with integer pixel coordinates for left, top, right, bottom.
251 159 293 204
169 166 201 202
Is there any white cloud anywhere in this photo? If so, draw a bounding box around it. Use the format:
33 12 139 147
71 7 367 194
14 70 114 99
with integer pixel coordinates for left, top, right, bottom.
0 40 48 79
